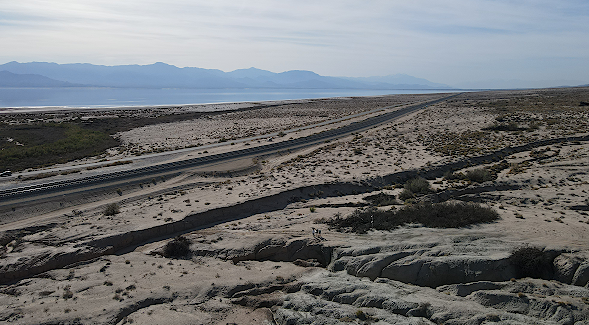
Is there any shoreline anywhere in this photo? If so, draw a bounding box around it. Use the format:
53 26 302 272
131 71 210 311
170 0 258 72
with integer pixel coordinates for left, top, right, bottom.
0 88 464 113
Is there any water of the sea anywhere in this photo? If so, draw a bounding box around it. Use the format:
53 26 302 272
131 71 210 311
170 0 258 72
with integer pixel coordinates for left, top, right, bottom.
0 88 463 113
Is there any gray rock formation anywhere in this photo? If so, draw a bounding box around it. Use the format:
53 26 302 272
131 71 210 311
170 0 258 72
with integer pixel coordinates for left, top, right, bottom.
273 271 589 325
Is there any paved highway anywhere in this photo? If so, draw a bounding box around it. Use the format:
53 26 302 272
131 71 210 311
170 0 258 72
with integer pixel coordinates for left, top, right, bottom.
0 94 458 202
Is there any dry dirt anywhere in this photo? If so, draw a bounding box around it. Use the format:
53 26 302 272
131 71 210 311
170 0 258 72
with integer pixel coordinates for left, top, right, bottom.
1 88 589 324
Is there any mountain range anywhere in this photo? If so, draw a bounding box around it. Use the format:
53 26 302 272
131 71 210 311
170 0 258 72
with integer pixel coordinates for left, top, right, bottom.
0 61 453 90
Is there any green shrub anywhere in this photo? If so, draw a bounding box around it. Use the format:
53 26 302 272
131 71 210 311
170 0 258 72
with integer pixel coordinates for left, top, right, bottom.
103 203 120 216
404 177 431 194
324 201 499 234
465 168 493 183
309 206 317 213
163 236 191 258
397 189 414 201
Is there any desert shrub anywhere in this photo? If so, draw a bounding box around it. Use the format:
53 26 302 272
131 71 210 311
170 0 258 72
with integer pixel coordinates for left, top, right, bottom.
325 201 499 234
163 236 191 258
465 168 493 183
103 203 120 216
397 189 414 201
509 246 554 279
363 192 396 206
404 177 431 194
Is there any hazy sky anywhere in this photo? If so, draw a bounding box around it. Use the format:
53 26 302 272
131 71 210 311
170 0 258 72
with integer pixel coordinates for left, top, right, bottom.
1 0 588 87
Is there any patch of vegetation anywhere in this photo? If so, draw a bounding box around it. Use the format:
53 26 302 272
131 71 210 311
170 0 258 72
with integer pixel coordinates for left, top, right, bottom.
509 246 555 279
398 177 431 201
355 310 367 321
19 169 80 181
444 167 498 183
426 130 494 157
86 160 132 170
465 168 494 183
0 123 118 171
397 189 414 201
363 192 396 206
404 177 431 194
103 203 120 216
324 201 499 234
62 286 73 300
483 122 527 132
443 170 464 181
486 160 510 176
163 236 191 258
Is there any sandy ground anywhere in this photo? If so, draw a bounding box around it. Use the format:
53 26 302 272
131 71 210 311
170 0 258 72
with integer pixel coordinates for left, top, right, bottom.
1 87 589 324
112 94 442 155
0 93 447 183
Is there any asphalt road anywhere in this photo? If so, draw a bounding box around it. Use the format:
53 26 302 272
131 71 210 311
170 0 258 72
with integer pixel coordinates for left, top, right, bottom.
0 94 458 203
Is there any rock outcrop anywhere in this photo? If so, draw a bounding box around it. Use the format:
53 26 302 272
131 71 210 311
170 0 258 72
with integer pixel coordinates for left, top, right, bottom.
274 271 589 325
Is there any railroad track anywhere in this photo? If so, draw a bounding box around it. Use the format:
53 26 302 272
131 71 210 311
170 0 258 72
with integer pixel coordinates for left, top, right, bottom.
0 94 458 201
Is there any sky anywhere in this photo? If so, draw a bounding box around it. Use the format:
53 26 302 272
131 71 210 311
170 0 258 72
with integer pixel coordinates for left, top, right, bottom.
1 0 588 88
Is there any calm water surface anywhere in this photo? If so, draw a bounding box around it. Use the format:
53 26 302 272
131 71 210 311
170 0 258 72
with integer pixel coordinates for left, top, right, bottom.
0 87 462 112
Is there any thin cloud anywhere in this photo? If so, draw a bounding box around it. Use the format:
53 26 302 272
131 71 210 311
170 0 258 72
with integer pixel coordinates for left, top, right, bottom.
0 0 587 86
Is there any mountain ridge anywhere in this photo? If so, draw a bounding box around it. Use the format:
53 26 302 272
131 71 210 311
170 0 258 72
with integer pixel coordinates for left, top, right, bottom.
0 61 454 90
0 70 82 87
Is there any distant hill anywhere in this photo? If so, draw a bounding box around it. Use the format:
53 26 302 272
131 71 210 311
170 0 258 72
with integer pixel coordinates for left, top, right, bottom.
0 61 452 90
454 79 587 90
0 70 80 87
342 74 452 89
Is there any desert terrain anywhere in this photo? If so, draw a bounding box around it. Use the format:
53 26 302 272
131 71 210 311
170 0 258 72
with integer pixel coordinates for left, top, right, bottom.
1 88 589 324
